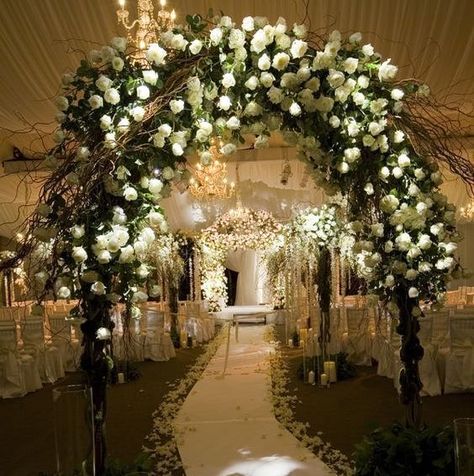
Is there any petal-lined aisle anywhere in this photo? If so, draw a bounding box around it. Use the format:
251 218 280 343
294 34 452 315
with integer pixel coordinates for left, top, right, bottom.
174 325 334 476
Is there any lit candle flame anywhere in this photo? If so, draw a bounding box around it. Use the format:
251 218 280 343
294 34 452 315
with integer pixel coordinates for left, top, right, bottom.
171 9 176 21
118 0 125 8
159 0 166 7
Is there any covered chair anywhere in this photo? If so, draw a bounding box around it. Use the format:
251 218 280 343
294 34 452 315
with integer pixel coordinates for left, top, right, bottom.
21 317 65 384
0 322 27 398
342 308 371 365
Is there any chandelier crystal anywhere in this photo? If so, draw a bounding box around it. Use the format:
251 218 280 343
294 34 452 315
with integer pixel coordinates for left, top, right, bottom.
459 201 474 221
116 0 176 52
189 144 235 201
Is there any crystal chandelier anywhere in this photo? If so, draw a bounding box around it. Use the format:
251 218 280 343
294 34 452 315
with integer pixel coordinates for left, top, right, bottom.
116 0 176 52
460 201 474 221
189 144 235 200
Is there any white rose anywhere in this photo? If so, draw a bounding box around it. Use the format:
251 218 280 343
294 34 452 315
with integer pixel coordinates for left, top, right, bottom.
136 264 149 279
251 29 268 54
258 53 271 70
362 44 374 56
245 75 259 90
72 246 88 263
329 116 340 128
99 115 112 130
142 70 158 85
112 206 127 224
289 101 302 116
146 43 167 65
391 88 404 101
379 166 390 180
222 72 236 88
146 178 163 197
117 117 130 133
131 106 145 122
189 39 203 55
290 40 308 58
162 166 175 180
229 29 246 49
226 116 240 130
244 101 262 116
395 232 412 251
148 211 164 226
337 161 349 174
97 250 112 264
408 287 419 298
378 59 398 82
327 70 345 88
136 85 150 100
242 16 255 32
71 225 85 239
111 37 127 52
104 132 117 149
139 227 155 245
170 99 184 114
259 72 274 88
118 245 135 264
209 27 223 45
380 194 399 213
104 88 120 105
357 75 370 89
392 166 403 179
58 286 71 299
221 143 237 155
398 153 411 168
352 92 365 106
419 262 432 273
96 75 112 92
171 143 184 156
393 130 405 143
91 281 106 295
76 147 90 162
218 95 232 111
349 32 362 44
343 57 358 74
171 33 188 51
364 183 375 195
272 52 290 71
55 96 69 112
406 269 418 280
96 327 111 340
111 56 124 72
293 23 307 38
344 147 361 163
123 186 138 201
414 168 426 180
385 275 395 287
61 73 74 87
158 123 172 137
89 95 103 110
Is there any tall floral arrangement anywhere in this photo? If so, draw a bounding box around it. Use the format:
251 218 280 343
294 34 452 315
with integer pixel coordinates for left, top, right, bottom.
1 11 470 471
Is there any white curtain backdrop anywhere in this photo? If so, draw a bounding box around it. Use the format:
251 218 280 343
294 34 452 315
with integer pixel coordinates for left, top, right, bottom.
226 250 259 305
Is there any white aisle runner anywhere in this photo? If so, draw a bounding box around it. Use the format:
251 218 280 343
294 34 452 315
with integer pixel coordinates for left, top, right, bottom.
175 325 334 476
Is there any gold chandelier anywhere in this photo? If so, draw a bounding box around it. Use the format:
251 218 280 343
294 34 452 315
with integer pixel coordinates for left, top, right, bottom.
460 201 474 221
116 0 176 51
189 144 235 200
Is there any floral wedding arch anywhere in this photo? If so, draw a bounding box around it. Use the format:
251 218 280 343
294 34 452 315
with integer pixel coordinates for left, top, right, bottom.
3 11 471 473
198 207 282 311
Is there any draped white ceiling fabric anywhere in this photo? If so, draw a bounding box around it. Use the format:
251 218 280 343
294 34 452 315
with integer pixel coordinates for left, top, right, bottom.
0 0 473 243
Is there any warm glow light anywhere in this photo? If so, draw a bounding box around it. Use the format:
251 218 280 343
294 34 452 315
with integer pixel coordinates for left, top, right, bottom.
171 9 176 20
118 0 125 7
139 39 146 49
160 0 166 6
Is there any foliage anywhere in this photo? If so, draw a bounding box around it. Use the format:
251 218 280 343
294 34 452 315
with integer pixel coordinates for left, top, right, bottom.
353 422 455 476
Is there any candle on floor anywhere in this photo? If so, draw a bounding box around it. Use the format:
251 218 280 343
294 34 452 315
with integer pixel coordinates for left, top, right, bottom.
308 370 315 385
180 330 187 348
320 373 328 386
328 361 337 382
117 372 125 384
323 361 331 377
288 338 293 347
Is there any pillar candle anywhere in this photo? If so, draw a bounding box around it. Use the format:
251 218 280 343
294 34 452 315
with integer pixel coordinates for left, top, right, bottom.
308 370 315 385
323 361 331 377
328 361 337 382
288 338 293 347
320 373 328 386
117 372 125 384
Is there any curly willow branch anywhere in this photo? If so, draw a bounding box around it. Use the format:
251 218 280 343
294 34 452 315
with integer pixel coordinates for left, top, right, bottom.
394 88 474 195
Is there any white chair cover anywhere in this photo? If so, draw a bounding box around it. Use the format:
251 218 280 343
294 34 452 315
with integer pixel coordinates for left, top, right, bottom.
143 309 175 361
22 318 65 383
342 308 371 365
47 314 77 371
0 322 27 398
444 318 474 393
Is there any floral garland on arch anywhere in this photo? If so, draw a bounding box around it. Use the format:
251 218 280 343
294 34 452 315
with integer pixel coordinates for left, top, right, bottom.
198 207 282 311
1 10 471 470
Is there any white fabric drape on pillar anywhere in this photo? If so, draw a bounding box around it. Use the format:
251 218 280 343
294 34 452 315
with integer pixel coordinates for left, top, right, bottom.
226 250 259 305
